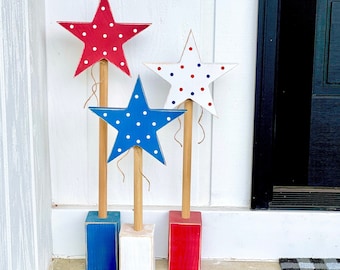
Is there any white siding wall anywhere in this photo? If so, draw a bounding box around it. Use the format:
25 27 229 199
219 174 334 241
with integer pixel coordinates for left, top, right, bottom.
47 0 258 208
2 0 340 264
48 0 340 261
47 0 259 258
47 0 217 207
0 0 52 269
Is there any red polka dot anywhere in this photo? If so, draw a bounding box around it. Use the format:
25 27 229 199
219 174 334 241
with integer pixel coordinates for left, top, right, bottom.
208 102 212 106
221 66 225 70
201 87 205 91
180 65 184 69
191 74 195 78
179 87 183 91
189 47 193 51
157 67 162 71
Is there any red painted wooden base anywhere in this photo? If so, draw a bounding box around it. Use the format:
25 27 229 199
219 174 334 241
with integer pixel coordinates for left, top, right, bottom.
168 211 202 270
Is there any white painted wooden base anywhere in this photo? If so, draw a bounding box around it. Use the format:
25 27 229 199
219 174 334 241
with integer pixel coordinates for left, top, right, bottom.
119 223 155 270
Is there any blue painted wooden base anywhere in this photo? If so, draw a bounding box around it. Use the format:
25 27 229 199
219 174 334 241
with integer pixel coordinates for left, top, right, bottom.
85 211 120 270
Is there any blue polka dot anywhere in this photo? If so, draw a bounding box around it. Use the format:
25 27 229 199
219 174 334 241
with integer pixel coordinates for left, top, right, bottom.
191 92 195 96
197 63 201 67
172 100 176 104
170 73 174 76
206 74 210 78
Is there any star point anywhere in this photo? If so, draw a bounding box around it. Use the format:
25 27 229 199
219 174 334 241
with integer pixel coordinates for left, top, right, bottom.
58 0 151 76
89 76 186 164
145 31 237 115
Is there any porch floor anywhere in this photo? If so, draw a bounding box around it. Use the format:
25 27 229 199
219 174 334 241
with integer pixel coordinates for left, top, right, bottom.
51 258 280 270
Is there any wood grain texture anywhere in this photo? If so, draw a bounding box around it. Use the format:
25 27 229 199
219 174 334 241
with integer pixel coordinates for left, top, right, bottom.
168 211 202 270
47 0 217 207
119 223 155 270
49 0 260 257
99 59 109 218
86 211 120 270
48 0 259 208
134 146 143 231
182 100 193 219
0 0 52 269
211 0 259 207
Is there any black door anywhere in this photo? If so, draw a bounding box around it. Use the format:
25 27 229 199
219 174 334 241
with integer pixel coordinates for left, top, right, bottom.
309 0 340 186
252 0 340 209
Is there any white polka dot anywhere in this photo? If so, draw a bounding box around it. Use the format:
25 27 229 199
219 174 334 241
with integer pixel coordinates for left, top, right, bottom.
118 33 123 38
101 6 105 11
126 113 130 117
109 23 114 27
92 47 97 51
103 51 108 56
167 117 171 121
146 135 151 139
116 120 120 124
136 122 141 126
82 32 87 36
152 122 156 126
118 148 122 153
103 34 108 38
136 139 141 144
113 47 118 51
133 29 138 33
143 111 147 115
134 94 139 99
84 60 89 64
154 150 159 154
120 62 125 66
126 135 131 139
103 113 107 117
70 24 74 29
93 24 97 29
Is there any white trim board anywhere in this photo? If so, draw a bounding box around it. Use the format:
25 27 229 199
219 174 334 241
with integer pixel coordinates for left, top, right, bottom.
52 207 340 260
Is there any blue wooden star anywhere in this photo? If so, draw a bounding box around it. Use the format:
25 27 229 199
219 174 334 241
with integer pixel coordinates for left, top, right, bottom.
89 77 186 164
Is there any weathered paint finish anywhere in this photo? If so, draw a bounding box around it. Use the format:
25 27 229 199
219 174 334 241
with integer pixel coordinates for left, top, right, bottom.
119 223 155 270
47 0 216 207
85 211 120 270
168 211 202 270
50 0 260 258
0 0 52 269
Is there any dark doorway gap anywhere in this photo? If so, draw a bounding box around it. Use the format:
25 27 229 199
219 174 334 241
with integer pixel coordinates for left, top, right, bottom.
273 0 316 187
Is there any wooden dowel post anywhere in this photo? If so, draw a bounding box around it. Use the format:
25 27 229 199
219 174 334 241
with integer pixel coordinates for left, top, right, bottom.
98 59 108 219
134 146 143 231
182 99 193 219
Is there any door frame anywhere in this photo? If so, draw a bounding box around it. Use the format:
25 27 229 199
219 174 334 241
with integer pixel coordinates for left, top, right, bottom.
251 0 280 209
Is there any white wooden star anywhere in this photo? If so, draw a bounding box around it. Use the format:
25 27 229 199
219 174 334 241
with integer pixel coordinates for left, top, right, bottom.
145 31 236 115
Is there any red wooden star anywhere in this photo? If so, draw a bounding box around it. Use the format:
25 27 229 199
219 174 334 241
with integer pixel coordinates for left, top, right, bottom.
58 0 150 76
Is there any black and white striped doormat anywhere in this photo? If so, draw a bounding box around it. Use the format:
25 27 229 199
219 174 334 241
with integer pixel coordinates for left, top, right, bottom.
280 258 340 270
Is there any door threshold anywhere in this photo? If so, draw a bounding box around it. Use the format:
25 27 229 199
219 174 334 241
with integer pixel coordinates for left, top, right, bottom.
269 186 340 210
